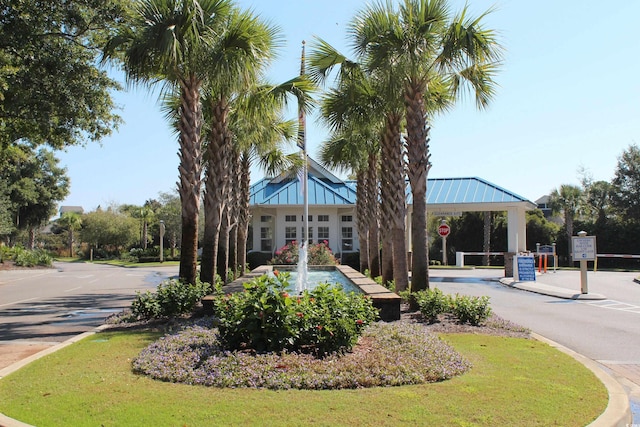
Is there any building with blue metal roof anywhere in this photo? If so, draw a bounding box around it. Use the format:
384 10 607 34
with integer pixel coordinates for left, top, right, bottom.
249 157 537 263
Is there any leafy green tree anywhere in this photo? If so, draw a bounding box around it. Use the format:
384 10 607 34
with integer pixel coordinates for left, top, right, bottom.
80 209 139 256
0 0 123 149
611 143 640 223
104 0 234 284
156 192 182 258
3 145 69 248
58 212 83 257
549 184 584 249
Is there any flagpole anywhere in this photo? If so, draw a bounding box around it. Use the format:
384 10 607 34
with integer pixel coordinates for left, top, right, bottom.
296 40 309 293
299 41 308 253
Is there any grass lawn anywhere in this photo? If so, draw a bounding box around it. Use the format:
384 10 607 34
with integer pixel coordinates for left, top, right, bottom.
0 330 607 427
89 260 180 268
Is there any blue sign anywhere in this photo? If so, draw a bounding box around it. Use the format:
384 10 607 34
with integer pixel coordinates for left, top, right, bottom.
517 256 536 282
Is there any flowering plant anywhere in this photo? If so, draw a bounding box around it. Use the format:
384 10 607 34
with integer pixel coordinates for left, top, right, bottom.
210 273 377 355
270 241 338 265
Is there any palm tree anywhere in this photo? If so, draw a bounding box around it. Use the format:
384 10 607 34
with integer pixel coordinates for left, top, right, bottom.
103 0 233 284
309 39 408 290
353 0 503 291
58 212 82 257
549 184 584 254
198 7 282 285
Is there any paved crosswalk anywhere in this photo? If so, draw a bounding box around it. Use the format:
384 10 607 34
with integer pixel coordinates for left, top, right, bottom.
580 299 640 314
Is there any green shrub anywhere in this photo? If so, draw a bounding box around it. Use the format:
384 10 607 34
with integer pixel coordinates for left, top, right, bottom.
131 278 211 319
414 288 451 323
411 289 492 326
210 272 378 355
451 294 492 326
12 247 53 267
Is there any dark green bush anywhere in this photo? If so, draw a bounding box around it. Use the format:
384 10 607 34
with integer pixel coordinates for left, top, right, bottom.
411 289 492 326
451 294 492 326
413 288 451 323
131 278 211 319
11 247 53 267
210 272 378 355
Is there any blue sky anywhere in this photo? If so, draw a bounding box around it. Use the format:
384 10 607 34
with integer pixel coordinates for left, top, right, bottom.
57 0 640 212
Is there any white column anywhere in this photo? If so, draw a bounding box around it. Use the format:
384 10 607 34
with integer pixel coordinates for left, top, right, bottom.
507 207 527 253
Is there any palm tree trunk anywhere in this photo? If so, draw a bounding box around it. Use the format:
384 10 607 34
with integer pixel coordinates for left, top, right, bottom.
404 83 431 291
200 97 230 285
355 169 369 273
236 152 251 276
380 113 408 292
367 152 381 277
68 229 74 258
177 78 203 285
217 205 230 283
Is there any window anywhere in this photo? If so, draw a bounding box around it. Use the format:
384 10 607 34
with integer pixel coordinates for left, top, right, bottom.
285 226 297 245
341 215 353 222
285 215 296 222
260 227 272 252
301 215 313 222
260 215 272 223
317 215 329 222
342 227 353 251
318 227 329 247
302 227 313 245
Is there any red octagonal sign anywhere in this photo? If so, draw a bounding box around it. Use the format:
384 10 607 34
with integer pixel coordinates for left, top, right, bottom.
438 224 450 237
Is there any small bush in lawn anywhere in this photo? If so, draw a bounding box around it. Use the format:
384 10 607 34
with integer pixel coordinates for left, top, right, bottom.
410 289 492 326
451 294 492 326
12 247 52 267
414 288 452 323
131 278 210 319
210 272 378 355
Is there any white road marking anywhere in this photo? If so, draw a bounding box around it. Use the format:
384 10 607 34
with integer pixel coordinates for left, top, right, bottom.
581 299 640 313
0 297 37 308
64 286 82 293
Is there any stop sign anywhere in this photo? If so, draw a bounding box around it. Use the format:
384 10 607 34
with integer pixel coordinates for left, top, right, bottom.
438 224 450 237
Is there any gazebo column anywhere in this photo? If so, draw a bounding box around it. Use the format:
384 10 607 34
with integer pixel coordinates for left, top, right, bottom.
505 207 527 277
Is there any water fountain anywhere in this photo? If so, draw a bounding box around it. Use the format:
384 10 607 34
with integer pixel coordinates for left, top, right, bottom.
295 242 308 294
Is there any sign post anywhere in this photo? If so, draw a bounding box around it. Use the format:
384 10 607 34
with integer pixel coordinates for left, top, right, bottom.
572 231 596 294
438 220 451 266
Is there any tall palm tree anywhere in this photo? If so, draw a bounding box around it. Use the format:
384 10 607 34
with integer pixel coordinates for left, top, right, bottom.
103 0 233 284
58 212 82 257
549 184 584 253
353 0 503 291
198 7 282 285
309 38 408 290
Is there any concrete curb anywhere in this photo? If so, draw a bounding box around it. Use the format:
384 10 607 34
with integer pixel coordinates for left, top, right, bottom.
0 327 631 426
532 333 632 427
499 278 607 300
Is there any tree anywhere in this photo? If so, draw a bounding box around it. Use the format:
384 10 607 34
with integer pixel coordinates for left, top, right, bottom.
612 143 640 223
309 39 409 291
198 6 282 285
104 0 234 284
156 191 182 258
549 184 584 253
0 0 123 149
353 0 502 292
3 145 70 248
58 212 83 257
80 209 139 255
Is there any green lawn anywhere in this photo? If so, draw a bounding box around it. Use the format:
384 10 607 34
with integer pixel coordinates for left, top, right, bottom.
0 330 606 426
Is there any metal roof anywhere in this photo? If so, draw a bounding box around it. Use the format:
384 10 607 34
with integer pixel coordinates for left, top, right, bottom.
250 175 357 206
251 175 535 208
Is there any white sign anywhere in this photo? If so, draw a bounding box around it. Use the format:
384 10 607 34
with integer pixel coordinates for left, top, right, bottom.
571 236 597 261
432 211 462 217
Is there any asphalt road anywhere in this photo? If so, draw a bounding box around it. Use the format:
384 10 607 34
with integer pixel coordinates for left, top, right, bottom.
0 262 178 343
